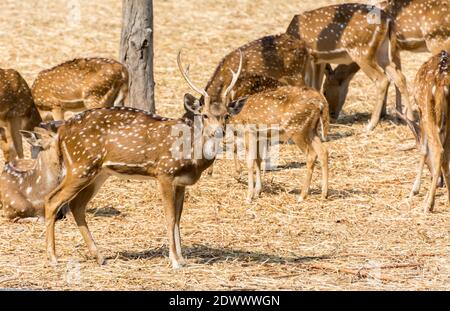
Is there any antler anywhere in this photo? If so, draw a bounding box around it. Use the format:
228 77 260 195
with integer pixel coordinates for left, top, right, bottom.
177 50 210 111
222 50 243 105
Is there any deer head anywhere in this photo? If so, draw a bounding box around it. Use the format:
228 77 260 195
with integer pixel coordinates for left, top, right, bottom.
178 49 243 139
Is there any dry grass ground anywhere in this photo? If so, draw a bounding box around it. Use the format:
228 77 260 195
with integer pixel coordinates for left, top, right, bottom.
0 0 449 290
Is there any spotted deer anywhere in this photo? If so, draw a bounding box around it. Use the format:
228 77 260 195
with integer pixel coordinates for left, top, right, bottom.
286 2 414 131
323 0 450 119
0 127 67 220
0 68 42 162
196 33 311 107
32 58 129 121
196 33 311 175
403 51 450 212
229 85 329 203
42 51 243 268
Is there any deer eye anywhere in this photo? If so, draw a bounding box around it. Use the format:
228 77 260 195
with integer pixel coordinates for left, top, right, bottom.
202 114 209 120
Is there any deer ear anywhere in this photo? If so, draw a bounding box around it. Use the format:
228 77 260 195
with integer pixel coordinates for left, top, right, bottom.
39 120 64 133
228 97 248 116
324 64 334 78
184 93 202 114
20 130 39 146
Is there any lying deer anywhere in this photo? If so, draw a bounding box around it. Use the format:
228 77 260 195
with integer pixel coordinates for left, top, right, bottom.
32 58 129 121
0 127 67 220
229 85 329 203
0 68 42 162
405 51 450 212
286 2 414 131
323 0 450 119
42 51 243 268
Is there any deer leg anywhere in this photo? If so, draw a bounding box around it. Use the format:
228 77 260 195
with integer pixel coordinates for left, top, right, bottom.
246 132 257 203
311 135 329 199
45 176 92 265
1 124 16 162
254 156 262 198
384 63 414 120
354 59 389 131
441 154 450 206
69 174 108 265
424 147 442 213
410 153 426 199
246 154 255 203
51 108 64 121
206 165 214 176
158 177 182 269
291 133 317 202
174 185 186 262
312 63 326 91
9 118 24 159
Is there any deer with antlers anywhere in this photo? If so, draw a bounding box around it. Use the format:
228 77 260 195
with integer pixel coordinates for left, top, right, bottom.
32 58 129 121
42 51 243 268
0 127 68 220
228 85 329 203
0 68 43 162
286 2 414 131
403 51 450 212
323 0 450 119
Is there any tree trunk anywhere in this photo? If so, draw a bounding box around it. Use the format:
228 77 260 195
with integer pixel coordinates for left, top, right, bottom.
120 0 155 112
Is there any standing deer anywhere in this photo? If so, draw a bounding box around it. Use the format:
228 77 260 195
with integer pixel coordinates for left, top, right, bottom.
323 0 450 119
404 51 450 212
195 33 311 175
0 68 42 162
42 51 243 268
0 127 67 220
32 58 129 121
286 2 414 131
229 85 329 203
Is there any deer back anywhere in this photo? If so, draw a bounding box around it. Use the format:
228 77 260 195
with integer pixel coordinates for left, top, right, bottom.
287 3 392 56
57 107 215 184
230 86 329 138
205 33 310 104
32 58 128 110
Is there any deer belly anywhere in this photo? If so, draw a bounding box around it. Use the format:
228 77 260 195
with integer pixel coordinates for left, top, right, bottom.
102 163 154 180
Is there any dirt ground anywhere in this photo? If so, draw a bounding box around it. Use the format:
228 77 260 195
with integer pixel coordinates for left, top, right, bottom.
0 0 448 290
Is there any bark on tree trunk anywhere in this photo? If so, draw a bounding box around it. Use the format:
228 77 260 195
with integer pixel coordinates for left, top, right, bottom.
119 0 155 112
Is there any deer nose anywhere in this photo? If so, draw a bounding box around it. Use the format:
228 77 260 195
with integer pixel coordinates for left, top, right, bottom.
214 127 225 137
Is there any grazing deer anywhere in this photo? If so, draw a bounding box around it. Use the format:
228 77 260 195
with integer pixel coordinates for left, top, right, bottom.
32 58 129 121
229 85 329 203
405 51 450 212
323 0 450 119
286 2 414 131
0 128 68 220
185 33 311 114
42 51 243 268
0 68 42 162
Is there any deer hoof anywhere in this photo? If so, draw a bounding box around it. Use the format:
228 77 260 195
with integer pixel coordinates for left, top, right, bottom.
365 122 377 132
96 255 106 266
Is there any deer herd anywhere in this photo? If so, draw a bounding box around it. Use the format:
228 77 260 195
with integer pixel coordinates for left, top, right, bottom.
0 0 449 269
